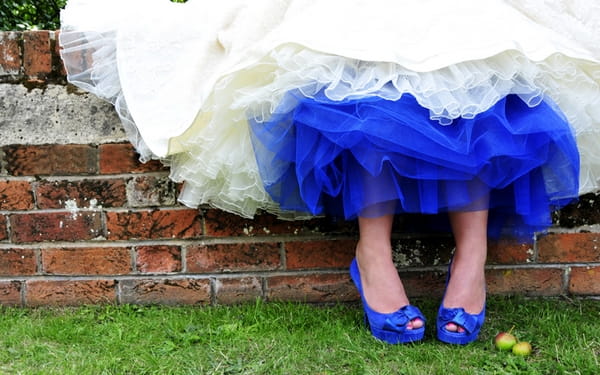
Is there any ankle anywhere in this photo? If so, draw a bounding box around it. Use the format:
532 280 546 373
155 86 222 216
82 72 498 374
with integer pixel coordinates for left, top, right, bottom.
352 258 409 313
356 238 393 256
442 272 486 314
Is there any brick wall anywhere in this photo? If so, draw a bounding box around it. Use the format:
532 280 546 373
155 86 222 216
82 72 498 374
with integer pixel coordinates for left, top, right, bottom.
1 30 599 306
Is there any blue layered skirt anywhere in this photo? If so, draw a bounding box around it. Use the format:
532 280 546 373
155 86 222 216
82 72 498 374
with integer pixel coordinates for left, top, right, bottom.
59 0 600 239
249 91 579 238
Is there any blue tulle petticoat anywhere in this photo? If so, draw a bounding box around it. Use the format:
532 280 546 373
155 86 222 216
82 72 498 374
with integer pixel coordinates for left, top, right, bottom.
249 93 580 238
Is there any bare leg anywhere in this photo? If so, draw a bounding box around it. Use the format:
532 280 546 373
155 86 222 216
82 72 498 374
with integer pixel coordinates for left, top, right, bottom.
356 214 423 329
443 209 488 332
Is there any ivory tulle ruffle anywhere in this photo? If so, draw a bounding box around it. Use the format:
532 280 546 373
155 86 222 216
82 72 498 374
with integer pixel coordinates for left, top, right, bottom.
59 0 600 236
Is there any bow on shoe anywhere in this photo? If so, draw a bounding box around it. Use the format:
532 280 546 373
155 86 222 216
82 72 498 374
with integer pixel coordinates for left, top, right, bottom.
438 307 480 334
383 305 424 333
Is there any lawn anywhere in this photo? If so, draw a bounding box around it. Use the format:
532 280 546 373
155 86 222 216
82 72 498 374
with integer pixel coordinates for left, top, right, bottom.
0 296 598 374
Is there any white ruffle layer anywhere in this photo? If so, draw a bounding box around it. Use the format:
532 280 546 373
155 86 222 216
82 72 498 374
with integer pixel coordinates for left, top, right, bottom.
169 47 600 218
60 0 600 218
59 30 154 160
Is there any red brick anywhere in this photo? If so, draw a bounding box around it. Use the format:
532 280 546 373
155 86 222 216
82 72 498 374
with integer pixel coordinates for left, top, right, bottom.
202 210 259 237
285 240 356 270
0 32 21 76
106 209 201 240
399 269 447 298
23 31 52 77
0 281 22 306
36 179 127 209
0 215 7 241
0 249 37 276
136 245 181 273
486 268 564 296
99 144 166 174
127 176 176 207
488 239 534 265
569 266 600 295
537 233 600 263
26 279 116 306
214 277 263 304
187 242 281 273
3 145 97 176
120 278 210 305
0 180 34 210
203 209 327 237
53 30 66 76
10 211 103 243
42 247 131 275
267 273 356 303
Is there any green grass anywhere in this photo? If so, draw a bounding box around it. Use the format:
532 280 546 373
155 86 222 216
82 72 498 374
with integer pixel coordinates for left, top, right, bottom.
0 296 598 374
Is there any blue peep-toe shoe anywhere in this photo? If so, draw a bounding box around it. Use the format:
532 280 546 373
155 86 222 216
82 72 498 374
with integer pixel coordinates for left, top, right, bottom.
350 258 425 344
436 261 486 345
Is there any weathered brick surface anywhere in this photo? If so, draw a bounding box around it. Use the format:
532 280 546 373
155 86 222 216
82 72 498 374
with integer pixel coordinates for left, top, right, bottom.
569 266 600 295
285 239 356 270
0 281 22 306
555 192 600 227
23 31 52 78
126 176 176 207
187 242 281 273
267 273 356 303
99 143 166 174
42 247 131 275
488 239 534 265
203 210 261 237
399 269 447 298
393 236 455 267
0 32 21 76
486 268 564 296
3 145 97 176
26 279 116 306
10 211 103 243
136 245 181 273
0 215 7 241
537 233 600 263
0 180 35 210
106 209 202 240
203 209 331 237
214 277 263 305
120 278 211 305
0 248 37 275
36 179 127 209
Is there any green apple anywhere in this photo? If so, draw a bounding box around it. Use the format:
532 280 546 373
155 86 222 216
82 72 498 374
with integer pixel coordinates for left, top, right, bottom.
512 341 532 356
494 332 517 351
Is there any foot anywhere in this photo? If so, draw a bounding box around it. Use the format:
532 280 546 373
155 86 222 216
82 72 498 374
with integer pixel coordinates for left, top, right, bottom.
355 242 424 330
438 209 488 343
440 255 486 334
350 259 426 343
